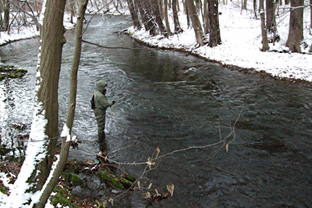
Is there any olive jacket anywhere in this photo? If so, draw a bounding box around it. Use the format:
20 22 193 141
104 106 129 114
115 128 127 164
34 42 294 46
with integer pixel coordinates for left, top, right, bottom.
94 80 113 110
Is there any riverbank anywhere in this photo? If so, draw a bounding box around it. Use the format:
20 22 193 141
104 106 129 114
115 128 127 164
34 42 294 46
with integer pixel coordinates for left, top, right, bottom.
127 1 312 83
1 3 311 82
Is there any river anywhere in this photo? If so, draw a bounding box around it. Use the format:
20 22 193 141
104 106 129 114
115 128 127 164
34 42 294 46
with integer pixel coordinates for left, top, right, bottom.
0 15 312 207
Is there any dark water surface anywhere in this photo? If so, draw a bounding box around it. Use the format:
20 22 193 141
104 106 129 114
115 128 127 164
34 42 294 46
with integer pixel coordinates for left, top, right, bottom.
0 15 312 207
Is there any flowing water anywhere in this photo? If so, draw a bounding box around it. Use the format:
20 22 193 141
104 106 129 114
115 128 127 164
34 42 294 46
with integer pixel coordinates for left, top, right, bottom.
1 15 312 207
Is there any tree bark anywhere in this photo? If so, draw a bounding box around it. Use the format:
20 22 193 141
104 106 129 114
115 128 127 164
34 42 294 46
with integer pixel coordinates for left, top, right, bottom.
148 0 167 36
286 0 304 53
208 0 221 47
6 0 66 206
164 0 172 36
35 0 67 191
253 0 257 19
172 0 182 33
266 0 280 43
203 0 210 34
186 0 205 46
34 1 88 207
260 0 269 51
126 0 141 29
134 0 156 35
3 0 10 31
310 0 312 29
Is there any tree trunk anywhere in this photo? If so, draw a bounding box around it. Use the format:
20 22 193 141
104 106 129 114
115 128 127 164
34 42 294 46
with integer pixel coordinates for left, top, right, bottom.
35 0 67 191
186 0 205 46
208 0 221 47
148 0 167 36
242 0 247 10
260 0 269 51
266 0 279 43
253 0 257 19
286 0 304 53
203 0 210 34
6 0 66 206
172 0 182 33
184 0 191 28
3 0 9 31
164 0 172 35
134 0 156 35
35 1 88 207
126 0 141 29
310 0 312 29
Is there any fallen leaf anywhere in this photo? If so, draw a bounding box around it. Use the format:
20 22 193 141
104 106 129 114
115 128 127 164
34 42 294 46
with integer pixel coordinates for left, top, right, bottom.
167 184 174 196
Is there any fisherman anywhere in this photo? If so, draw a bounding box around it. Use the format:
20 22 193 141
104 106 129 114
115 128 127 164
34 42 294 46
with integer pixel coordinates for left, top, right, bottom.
93 80 115 157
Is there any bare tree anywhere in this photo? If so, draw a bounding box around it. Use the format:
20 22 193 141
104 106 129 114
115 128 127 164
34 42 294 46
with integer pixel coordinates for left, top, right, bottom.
8 0 41 31
286 0 304 52
134 0 156 35
266 0 280 43
208 0 221 47
164 0 172 35
186 0 205 46
35 0 88 207
148 0 167 36
242 0 247 10
253 0 257 19
172 0 182 33
6 0 67 206
260 0 269 51
3 0 10 31
310 0 312 29
203 0 210 34
126 0 141 29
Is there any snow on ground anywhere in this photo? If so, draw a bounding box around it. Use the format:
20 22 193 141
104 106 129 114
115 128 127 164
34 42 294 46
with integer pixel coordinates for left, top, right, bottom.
128 1 312 82
0 25 38 46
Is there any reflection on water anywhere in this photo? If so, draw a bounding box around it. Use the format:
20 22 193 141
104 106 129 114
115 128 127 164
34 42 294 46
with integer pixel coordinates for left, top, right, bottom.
0 15 312 207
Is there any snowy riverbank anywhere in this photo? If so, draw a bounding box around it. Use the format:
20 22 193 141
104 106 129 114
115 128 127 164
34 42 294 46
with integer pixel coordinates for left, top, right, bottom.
0 3 311 83
127 2 312 83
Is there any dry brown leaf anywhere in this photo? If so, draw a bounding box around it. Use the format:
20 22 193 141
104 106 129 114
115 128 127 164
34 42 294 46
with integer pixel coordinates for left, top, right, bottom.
226 144 229 152
145 191 151 198
103 200 107 208
109 198 114 206
156 147 160 158
137 180 141 190
155 189 159 196
147 183 153 190
167 184 174 196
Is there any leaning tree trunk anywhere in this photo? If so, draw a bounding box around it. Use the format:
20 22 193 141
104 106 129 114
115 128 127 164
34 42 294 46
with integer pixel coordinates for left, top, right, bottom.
260 0 269 51
208 0 221 47
186 0 205 46
35 1 88 206
286 0 304 53
6 0 66 207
